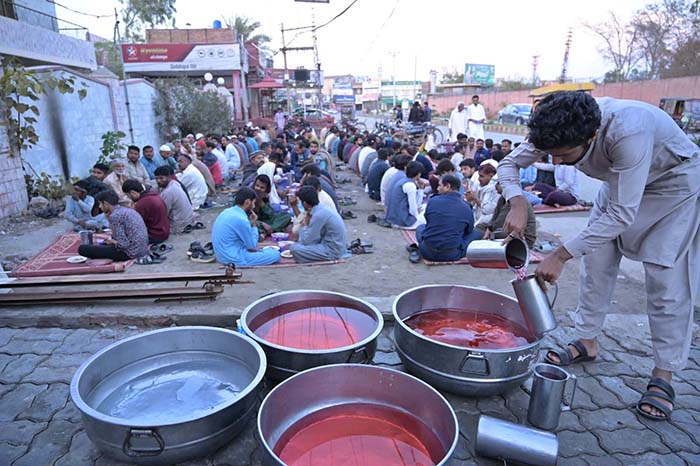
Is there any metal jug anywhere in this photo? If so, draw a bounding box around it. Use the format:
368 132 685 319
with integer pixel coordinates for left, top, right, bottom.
527 363 577 431
511 274 558 337
475 415 559 466
466 238 529 271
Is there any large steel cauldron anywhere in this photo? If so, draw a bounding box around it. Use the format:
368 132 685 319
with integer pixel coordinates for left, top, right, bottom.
241 290 383 381
258 364 459 466
393 285 542 396
70 327 266 465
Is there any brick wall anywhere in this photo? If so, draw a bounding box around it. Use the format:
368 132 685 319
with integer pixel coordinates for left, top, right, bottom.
146 28 235 44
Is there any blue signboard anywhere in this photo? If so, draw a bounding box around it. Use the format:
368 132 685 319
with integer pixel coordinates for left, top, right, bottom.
334 95 355 104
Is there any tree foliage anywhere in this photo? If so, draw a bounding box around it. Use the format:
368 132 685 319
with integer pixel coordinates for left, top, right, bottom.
94 42 123 76
440 71 465 84
223 15 272 45
0 57 87 160
153 78 232 139
120 0 177 43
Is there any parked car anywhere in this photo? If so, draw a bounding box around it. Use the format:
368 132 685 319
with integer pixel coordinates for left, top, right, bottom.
292 107 339 124
497 104 532 125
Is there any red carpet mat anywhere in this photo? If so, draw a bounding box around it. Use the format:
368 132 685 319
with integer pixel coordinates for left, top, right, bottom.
9 233 135 277
400 230 543 266
533 204 592 214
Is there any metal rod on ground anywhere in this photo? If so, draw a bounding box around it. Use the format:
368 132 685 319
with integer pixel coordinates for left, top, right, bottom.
114 8 135 144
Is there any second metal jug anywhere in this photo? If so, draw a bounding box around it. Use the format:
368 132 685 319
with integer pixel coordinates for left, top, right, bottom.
466 238 529 271
527 363 577 431
511 274 558 337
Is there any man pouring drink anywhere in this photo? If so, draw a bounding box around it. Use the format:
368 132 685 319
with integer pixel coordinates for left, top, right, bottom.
498 91 700 421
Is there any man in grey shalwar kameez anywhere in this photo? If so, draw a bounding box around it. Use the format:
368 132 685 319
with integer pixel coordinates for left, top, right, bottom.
498 92 700 422
290 186 346 264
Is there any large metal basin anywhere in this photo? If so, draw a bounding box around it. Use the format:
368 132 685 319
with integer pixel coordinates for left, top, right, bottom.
393 285 542 396
70 326 266 465
258 364 459 466
241 290 383 381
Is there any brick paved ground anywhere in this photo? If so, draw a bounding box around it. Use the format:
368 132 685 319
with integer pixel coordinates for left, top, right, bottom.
1 316 699 466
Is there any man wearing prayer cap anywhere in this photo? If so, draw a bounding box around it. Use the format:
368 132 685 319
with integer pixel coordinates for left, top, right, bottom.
159 144 178 172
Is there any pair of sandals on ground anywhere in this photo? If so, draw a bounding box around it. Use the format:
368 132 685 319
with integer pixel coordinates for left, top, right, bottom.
187 241 215 263
136 243 174 265
547 340 675 421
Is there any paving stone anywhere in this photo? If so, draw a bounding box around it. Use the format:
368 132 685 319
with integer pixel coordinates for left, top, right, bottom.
0 383 15 398
556 410 586 432
503 386 530 423
371 348 402 365
0 329 15 348
567 385 598 410
22 383 68 422
0 443 27 466
21 365 76 384
0 354 44 383
54 400 83 423
55 329 99 354
54 430 101 466
577 408 645 431
0 354 18 373
0 420 47 444
615 452 686 466
451 433 471 461
597 376 643 406
443 392 480 415
0 338 62 356
639 419 700 453
12 328 71 342
211 420 260 466
582 361 638 377
12 419 81 466
597 427 669 455
0 383 47 421
678 451 700 465
613 352 655 376
376 329 395 352
576 375 624 409
580 455 623 466
678 368 700 385
557 430 606 458
675 393 700 410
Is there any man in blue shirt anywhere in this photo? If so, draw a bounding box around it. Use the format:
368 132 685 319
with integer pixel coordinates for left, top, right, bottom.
140 145 165 179
473 138 490 166
212 188 281 266
416 174 482 262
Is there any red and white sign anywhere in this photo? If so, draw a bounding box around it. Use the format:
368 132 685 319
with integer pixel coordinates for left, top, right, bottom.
121 43 241 74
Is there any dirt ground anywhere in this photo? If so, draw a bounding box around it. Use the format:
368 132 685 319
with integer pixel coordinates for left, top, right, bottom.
0 168 648 327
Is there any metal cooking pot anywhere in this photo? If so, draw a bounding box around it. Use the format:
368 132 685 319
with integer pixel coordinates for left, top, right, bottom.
70 326 266 465
258 364 459 466
241 290 383 381
393 285 542 396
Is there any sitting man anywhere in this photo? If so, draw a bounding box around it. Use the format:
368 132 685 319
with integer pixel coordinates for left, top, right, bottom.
385 161 426 229
241 150 265 187
475 181 537 248
77 190 149 261
155 166 194 234
415 174 482 262
367 148 391 201
104 158 131 205
529 164 580 207
466 163 499 227
83 163 110 197
253 174 292 239
212 187 281 266
290 186 346 264
140 145 165 180
122 179 170 244
176 154 208 210
64 180 108 231
159 144 179 172
300 163 339 210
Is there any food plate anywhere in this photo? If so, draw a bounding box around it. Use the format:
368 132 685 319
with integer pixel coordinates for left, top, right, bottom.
263 245 280 251
277 240 294 251
281 250 293 259
66 255 88 264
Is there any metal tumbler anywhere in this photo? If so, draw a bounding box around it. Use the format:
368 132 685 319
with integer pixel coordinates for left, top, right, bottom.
527 363 577 431
475 415 559 466
465 238 529 271
79 230 93 245
511 274 558 337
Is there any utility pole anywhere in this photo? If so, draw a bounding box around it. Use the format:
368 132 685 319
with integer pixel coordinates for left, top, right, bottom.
239 34 250 122
559 29 573 84
311 9 321 107
113 8 134 144
281 23 293 113
389 51 398 108
531 55 540 88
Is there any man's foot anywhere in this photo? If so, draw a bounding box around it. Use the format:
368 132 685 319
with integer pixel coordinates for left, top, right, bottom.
637 370 674 420
545 339 598 366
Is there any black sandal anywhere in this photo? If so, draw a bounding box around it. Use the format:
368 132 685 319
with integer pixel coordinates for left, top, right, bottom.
636 378 675 421
544 340 597 366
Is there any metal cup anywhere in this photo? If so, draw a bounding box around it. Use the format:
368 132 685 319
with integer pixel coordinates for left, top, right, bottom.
466 238 529 271
475 415 559 466
79 230 93 245
527 363 577 431
511 274 558 337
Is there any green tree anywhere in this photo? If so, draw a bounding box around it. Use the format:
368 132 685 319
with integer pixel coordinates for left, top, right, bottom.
223 15 272 46
153 78 232 139
120 0 177 43
440 71 465 84
94 42 123 76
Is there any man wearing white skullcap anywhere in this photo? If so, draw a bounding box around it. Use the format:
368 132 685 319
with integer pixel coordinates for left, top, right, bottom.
159 144 178 172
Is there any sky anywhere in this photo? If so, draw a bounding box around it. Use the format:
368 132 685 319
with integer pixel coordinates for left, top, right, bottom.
56 0 651 82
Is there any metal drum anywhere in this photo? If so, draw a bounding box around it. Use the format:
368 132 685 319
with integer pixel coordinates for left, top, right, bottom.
241 290 383 381
70 326 266 465
393 285 542 396
258 364 459 466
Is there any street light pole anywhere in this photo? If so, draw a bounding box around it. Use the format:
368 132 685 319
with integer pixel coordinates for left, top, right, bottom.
281 23 293 113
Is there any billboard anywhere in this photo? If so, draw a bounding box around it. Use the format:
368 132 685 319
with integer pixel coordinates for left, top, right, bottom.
464 64 495 86
121 43 241 74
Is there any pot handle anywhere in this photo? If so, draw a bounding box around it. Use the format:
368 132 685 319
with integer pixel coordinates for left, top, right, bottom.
459 352 490 376
346 346 370 364
123 428 165 457
562 373 577 412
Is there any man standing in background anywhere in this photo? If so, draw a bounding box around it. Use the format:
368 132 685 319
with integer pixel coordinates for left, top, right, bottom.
467 95 486 140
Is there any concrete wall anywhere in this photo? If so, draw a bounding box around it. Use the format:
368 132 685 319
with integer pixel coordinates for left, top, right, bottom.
14 0 58 32
430 75 700 117
0 124 29 219
114 80 161 149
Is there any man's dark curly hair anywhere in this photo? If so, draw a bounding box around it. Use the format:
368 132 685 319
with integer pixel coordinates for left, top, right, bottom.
528 92 601 150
